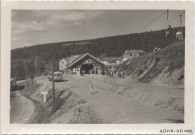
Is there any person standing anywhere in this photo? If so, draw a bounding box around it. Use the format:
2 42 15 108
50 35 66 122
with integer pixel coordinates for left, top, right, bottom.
176 29 183 41
166 25 172 37
118 72 120 78
122 71 125 79
89 82 93 94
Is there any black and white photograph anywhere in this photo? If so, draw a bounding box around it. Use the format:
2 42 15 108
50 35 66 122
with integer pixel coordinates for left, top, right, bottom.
1 1 194 134
10 9 185 124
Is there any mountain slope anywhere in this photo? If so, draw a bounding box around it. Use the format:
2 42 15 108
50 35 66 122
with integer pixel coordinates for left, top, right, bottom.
117 41 184 85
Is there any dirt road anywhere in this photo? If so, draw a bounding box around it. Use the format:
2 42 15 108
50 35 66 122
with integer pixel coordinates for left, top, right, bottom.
10 90 35 124
35 74 183 123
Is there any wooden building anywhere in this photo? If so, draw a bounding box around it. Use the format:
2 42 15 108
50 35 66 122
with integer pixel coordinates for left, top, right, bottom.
68 53 105 75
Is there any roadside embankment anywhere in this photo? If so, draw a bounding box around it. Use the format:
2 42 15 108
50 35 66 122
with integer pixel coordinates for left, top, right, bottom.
91 76 184 113
21 76 102 124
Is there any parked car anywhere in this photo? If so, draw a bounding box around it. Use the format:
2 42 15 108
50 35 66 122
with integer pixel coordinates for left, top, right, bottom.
48 72 63 81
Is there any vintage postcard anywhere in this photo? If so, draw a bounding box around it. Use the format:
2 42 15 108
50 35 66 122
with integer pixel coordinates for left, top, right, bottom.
1 1 194 134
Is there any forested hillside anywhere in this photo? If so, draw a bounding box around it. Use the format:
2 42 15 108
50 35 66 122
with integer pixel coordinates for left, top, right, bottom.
11 27 184 79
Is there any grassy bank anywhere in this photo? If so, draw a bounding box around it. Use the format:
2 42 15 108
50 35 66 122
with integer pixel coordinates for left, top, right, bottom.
118 41 184 85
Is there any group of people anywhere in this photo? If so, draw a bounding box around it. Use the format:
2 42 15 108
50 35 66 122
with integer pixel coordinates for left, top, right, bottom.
166 25 184 41
105 67 125 79
118 71 125 79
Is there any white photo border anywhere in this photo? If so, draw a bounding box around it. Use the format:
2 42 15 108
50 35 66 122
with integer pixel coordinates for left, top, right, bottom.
1 1 194 134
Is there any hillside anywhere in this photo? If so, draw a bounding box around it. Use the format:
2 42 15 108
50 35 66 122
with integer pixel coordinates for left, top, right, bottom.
117 40 184 85
11 27 184 79
11 27 184 60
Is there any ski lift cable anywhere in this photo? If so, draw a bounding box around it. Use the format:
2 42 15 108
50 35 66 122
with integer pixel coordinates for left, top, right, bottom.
137 10 167 33
158 11 185 30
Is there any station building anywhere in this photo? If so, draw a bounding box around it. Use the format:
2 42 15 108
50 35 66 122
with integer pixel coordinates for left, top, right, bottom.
68 53 105 75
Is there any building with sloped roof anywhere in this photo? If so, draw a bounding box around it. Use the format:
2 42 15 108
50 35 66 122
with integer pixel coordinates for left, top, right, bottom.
68 53 105 75
123 49 145 62
59 58 68 71
59 55 80 71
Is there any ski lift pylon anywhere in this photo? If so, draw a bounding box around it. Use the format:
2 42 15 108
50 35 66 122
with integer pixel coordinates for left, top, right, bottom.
165 9 172 37
179 14 183 32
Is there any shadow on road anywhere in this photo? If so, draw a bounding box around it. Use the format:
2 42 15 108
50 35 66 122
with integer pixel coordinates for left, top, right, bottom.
91 91 99 95
11 85 26 91
55 80 69 83
165 119 184 123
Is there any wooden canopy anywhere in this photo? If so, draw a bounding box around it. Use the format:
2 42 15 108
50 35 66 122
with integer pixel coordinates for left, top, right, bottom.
68 53 105 69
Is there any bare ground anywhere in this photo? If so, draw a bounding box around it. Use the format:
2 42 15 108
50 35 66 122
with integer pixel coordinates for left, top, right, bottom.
25 74 184 124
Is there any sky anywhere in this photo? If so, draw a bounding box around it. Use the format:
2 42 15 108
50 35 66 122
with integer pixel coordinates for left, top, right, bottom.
11 10 185 49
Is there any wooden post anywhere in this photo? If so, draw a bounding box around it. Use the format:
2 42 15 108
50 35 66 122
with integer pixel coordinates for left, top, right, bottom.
35 59 37 76
41 91 48 103
95 69 97 80
51 60 55 108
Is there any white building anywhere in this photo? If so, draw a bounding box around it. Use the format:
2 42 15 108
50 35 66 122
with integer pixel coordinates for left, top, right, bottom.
59 55 81 71
115 60 121 64
102 61 110 66
59 58 68 71
153 47 160 52
122 49 145 62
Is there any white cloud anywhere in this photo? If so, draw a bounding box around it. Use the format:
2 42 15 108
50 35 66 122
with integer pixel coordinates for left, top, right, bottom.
46 11 106 26
12 21 49 34
11 10 106 35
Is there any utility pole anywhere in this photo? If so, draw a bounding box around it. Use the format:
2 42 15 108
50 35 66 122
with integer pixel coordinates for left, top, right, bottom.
35 59 37 76
51 60 55 108
35 58 39 76
24 61 28 89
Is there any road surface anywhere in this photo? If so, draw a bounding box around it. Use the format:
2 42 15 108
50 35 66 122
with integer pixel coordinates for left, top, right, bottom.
10 90 35 124
35 74 184 123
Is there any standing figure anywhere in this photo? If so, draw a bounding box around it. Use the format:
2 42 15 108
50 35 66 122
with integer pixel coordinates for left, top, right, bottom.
122 71 125 79
118 72 120 78
176 29 183 41
89 82 93 94
166 25 172 37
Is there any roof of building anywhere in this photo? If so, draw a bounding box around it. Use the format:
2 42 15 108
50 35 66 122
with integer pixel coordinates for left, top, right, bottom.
60 54 81 64
71 54 86 64
54 71 62 74
124 50 145 55
68 53 105 68
59 58 66 62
